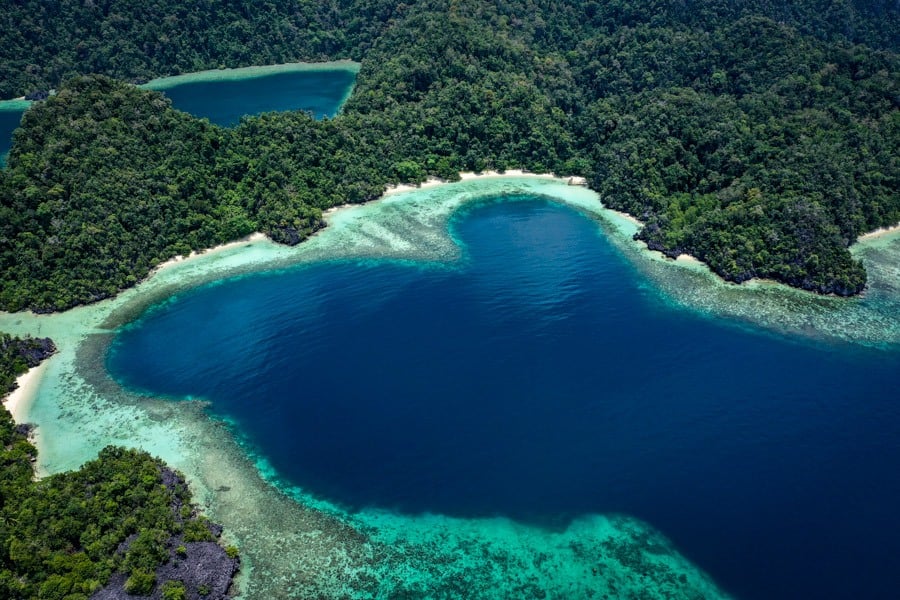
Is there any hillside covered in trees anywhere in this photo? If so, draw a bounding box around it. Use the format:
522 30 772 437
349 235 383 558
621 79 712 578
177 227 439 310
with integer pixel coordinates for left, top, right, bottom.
0 334 238 600
0 0 898 310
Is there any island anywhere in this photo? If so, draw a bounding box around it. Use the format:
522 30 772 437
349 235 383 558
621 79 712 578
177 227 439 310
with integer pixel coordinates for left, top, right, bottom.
1 334 238 599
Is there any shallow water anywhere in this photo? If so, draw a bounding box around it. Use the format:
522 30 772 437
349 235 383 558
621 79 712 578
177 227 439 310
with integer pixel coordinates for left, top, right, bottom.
108 196 900 599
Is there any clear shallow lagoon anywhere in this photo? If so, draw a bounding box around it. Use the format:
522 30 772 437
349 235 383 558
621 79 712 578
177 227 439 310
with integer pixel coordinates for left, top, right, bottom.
108 196 900 600
143 64 358 125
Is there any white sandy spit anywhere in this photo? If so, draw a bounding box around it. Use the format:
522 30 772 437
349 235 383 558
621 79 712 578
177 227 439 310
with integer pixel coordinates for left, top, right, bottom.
4 360 49 422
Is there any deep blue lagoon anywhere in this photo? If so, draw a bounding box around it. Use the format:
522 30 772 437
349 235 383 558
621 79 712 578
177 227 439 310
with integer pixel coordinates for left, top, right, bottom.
152 69 357 126
108 197 900 599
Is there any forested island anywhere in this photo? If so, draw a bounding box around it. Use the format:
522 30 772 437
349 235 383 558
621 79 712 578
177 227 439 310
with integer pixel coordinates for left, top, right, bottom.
0 335 239 600
0 2 897 598
0 0 896 311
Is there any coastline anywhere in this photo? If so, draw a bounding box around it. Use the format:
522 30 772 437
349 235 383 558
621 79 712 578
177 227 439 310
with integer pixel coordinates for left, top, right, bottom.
4 360 49 422
150 232 269 277
141 60 361 91
2 59 361 107
0 98 31 111
383 170 586 197
2 172 891 441
601 207 705 266
857 222 900 243
0 231 270 433
0 172 896 597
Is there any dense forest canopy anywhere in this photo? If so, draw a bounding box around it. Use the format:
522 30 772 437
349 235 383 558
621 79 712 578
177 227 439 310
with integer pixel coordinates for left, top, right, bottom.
0 335 238 600
0 333 54 393
0 0 898 310
1 0 896 100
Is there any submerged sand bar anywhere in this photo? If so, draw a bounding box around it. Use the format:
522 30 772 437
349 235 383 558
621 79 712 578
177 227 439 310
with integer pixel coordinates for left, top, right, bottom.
0 98 32 111
141 60 360 90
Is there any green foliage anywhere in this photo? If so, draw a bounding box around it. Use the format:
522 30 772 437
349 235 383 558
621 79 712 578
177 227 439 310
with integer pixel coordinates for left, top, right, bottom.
124 569 156 595
0 76 255 311
0 0 406 99
182 518 215 543
125 529 170 574
1 0 896 100
1 0 898 309
0 335 233 599
161 579 187 600
225 545 240 560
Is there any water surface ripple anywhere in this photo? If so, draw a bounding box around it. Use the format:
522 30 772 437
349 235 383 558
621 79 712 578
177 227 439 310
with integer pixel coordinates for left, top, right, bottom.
108 197 900 600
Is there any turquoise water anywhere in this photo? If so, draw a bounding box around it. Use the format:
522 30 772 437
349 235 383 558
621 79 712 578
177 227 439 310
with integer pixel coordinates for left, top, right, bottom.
0 107 25 166
150 69 357 126
108 197 900 599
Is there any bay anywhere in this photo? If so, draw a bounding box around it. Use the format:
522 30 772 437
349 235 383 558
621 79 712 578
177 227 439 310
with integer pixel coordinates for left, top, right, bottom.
108 197 900 600
1 63 357 167
149 68 358 126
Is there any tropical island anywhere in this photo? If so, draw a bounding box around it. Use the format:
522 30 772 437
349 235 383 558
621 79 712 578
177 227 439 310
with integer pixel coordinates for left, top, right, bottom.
0 0 897 312
0 1 899 599
0 334 238 599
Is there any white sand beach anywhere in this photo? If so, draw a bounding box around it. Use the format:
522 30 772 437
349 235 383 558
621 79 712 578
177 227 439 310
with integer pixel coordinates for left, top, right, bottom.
151 232 269 276
857 222 900 242
4 360 49 422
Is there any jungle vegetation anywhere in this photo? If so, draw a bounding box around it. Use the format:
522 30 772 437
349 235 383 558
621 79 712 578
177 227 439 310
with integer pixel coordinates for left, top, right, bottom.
0 334 236 600
0 0 897 310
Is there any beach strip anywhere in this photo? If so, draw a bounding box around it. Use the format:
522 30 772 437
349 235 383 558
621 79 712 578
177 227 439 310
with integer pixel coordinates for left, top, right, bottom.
857 222 900 242
4 360 49 422
383 169 586 197
140 60 360 91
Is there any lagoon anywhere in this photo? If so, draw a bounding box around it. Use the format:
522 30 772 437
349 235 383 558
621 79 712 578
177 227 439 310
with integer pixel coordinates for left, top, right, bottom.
143 62 359 126
0 62 358 167
107 196 900 600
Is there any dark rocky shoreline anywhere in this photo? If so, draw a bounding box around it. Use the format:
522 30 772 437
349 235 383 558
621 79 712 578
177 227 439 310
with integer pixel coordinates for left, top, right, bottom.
92 468 240 600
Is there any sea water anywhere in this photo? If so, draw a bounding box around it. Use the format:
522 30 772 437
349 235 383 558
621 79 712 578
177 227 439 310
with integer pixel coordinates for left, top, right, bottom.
0 105 25 166
107 197 900 600
146 67 358 126
1 64 357 166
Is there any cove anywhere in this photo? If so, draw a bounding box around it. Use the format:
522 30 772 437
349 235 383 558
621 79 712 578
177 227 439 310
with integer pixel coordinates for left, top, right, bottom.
107 196 900 600
141 62 359 126
1 62 357 166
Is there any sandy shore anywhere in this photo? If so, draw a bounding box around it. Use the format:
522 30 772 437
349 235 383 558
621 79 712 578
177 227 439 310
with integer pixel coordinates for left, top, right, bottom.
675 253 703 264
151 232 269 276
605 207 644 227
857 222 900 242
4 360 49 422
0 231 268 428
383 170 587 197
